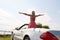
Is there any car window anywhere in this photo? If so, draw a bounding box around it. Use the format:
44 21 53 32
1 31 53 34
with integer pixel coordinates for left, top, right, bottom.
21 25 28 29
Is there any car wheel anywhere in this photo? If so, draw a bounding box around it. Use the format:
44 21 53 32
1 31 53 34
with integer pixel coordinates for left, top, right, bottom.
23 36 30 40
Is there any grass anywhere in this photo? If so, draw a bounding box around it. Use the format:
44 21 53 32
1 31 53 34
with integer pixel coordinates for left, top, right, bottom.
0 35 11 40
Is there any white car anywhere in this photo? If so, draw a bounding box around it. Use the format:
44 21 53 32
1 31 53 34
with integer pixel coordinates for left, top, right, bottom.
13 24 60 40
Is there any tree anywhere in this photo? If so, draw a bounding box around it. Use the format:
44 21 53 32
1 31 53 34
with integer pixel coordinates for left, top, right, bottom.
36 23 42 28
36 23 49 29
42 25 49 29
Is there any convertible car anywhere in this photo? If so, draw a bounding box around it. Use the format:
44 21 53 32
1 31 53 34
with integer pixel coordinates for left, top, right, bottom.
13 24 60 40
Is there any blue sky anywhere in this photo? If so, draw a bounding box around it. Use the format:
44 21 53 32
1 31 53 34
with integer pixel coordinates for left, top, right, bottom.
0 0 60 30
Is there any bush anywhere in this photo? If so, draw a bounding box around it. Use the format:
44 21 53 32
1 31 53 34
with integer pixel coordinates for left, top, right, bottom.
36 23 49 29
42 25 49 29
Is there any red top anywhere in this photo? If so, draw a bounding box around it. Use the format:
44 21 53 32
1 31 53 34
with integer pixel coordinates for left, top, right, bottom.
28 16 37 28
30 16 35 22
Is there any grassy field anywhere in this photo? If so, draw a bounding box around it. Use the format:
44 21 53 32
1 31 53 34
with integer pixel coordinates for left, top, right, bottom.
0 35 11 40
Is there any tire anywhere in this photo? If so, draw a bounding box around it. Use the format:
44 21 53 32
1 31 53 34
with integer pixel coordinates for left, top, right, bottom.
23 36 30 40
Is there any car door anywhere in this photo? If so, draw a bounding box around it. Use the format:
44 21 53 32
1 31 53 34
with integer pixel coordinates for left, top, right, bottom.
19 25 28 38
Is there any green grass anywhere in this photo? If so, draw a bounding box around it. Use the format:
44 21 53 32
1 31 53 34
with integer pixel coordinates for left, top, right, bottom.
0 35 11 40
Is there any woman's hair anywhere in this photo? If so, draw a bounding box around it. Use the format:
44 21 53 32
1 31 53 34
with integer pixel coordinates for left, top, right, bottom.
32 11 35 13
32 11 35 15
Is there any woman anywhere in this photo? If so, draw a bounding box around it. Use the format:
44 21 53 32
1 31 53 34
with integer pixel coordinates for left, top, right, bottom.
18 11 44 28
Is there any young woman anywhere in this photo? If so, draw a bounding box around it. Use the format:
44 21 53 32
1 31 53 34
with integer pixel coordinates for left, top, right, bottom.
18 11 44 28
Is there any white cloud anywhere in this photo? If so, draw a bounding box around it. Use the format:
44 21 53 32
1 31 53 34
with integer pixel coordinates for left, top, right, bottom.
0 8 21 30
0 9 12 18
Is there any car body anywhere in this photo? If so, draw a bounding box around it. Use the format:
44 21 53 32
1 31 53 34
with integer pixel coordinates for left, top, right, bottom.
13 24 60 40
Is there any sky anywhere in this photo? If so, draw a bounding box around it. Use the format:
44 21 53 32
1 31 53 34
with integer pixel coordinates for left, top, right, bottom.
0 0 60 30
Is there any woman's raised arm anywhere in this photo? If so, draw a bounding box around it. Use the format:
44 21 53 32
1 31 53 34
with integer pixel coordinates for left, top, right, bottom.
35 14 44 17
18 12 31 16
